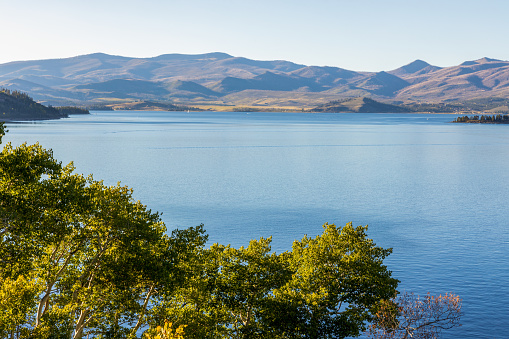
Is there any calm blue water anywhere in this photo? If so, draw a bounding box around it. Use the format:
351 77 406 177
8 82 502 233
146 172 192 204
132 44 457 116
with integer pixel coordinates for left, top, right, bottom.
4 111 509 338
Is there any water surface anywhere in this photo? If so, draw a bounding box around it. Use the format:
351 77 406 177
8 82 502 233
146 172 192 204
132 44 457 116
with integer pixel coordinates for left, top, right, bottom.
5 111 509 338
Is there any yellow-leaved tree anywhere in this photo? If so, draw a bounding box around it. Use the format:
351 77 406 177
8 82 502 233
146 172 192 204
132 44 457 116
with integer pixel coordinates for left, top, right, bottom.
0 122 207 339
144 320 186 339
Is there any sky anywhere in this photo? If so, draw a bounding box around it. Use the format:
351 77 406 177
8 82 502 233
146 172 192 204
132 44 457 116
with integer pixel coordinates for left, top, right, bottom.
1 0 508 72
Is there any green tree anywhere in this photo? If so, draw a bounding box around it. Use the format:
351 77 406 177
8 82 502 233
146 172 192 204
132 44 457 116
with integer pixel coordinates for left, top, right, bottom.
275 222 399 338
157 223 398 339
0 124 207 338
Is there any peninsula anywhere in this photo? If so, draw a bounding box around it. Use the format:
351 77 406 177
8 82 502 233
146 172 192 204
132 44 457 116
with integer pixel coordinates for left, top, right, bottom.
0 89 88 121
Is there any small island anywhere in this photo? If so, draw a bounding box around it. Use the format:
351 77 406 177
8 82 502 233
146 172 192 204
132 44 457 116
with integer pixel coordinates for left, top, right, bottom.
452 114 509 124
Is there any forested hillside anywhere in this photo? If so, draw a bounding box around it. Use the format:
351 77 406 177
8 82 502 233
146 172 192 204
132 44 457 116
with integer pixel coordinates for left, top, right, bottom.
0 89 66 121
0 89 88 121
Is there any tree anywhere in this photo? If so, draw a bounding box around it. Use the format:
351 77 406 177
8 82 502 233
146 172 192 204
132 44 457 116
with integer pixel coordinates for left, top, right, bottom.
148 236 292 339
367 292 462 339
275 222 399 338
0 124 207 338
156 223 399 339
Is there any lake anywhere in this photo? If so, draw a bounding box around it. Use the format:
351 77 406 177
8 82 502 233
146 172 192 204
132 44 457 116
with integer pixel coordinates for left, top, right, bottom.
4 111 509 338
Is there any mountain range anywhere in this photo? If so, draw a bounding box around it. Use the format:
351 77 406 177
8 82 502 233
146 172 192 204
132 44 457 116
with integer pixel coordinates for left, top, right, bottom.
1 53 509 109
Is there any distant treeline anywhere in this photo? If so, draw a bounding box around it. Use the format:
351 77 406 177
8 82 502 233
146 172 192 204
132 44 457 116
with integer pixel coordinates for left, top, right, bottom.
87 105 115 111
54 106 90 115
452 114 509 123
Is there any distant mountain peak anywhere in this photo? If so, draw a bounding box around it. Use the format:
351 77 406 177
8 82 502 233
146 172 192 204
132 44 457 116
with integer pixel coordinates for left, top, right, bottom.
407 59 431 67
85 52 114 58
476 57 502 63
461 57 503 66
388 59 441 78
74 52 129 61
152 52 233 61
392 60 431 74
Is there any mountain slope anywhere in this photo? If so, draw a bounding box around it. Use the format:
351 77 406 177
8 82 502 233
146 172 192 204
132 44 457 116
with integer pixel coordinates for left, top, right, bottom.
73 79 171 99
1 53 509 107
166 80 219 97
209 71 323 94
394 58 509 101
351 71 410 96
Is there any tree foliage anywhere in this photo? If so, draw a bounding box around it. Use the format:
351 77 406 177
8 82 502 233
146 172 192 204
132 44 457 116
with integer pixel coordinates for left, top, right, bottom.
153 223 399 339
0 123 207 338
144 321 186 339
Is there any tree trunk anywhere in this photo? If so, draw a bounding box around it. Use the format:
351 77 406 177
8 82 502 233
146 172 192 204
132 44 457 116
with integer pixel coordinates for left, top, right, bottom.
131 285 155 336
73 309 89 339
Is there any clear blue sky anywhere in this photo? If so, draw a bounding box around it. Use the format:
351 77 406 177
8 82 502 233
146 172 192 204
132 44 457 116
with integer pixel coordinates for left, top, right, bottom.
1 0 508 71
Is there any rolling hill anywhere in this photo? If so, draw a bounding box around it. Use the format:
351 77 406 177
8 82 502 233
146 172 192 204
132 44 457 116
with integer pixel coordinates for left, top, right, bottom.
311 97 412 113
1 53 509 109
